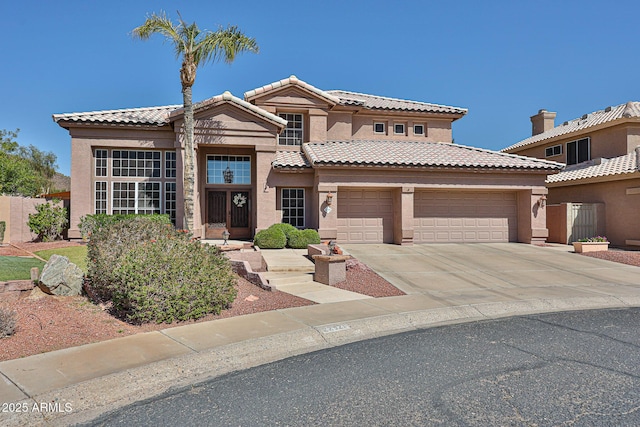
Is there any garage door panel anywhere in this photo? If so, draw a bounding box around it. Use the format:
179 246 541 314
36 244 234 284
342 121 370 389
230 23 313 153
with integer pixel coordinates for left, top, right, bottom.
337 189 393 243
414 191 517 243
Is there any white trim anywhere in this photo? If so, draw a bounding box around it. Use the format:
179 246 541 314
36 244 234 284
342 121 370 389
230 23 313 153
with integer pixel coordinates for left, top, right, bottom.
566 137 591 165
545 144 562 157
394 123 406 135
94 181 107 214
374 122 386 134
95 149 108 177
413 124 425 136
281 188 305 228
165 151 177 178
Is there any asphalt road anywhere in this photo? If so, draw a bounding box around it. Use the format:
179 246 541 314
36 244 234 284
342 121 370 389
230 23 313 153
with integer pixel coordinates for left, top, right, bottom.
86 308 640 426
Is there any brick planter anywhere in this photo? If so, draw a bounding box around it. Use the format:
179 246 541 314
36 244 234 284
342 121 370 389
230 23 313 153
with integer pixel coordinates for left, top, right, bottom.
572 241 610 253
312 255 351 285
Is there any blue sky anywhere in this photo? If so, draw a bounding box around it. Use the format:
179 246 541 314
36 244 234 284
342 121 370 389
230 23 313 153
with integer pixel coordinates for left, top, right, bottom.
2 0 639 175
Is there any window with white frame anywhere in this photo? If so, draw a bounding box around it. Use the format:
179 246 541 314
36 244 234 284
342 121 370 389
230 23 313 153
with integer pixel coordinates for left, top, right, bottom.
112 150 161 178
281 188 305 228
165 182 176 225
413 124 425 136
165 151 176 178
95 149 107 177
394 123 406 135
95 181 107 214
545 144 562 157
374 122 386 134
566 138 590 165
278 113 303 145
112 182 161 214
206 155 251 184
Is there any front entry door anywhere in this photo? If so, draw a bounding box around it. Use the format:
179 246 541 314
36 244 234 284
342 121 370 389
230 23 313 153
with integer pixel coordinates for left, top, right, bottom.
206 190 251 239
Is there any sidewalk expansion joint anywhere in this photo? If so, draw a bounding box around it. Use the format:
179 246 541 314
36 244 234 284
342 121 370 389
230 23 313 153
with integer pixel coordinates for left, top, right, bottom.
0 370 31 398
158 330 199 354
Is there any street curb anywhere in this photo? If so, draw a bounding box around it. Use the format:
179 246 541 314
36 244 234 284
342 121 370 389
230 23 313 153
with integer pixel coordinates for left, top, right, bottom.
1 295 638 426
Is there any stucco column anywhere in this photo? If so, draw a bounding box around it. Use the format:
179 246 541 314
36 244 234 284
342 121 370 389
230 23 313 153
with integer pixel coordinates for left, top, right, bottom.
255 148 277 233
393 186 414 245
517 187 549 244
317 184 338 241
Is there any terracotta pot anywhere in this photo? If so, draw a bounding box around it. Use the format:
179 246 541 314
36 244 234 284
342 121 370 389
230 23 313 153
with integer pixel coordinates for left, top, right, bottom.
572 241 609 253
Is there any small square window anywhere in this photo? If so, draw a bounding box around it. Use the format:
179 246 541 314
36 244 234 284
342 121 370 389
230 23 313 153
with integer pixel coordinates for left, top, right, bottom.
394 123 405 135
545 145 562 157
374 122 385 134
413 124 424 135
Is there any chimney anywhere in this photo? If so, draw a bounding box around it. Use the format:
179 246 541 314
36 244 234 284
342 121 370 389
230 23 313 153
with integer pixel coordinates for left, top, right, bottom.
530 109 557 136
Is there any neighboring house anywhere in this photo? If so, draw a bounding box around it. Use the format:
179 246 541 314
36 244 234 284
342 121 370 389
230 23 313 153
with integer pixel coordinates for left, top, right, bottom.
53 76 561 244
502 103 640 247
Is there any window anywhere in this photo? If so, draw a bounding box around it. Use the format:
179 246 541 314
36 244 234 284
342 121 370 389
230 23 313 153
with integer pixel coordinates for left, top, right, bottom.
165 182 176 225
374 122 386 134
165 151 176 178
281 188 305 228
206 155 251 184
413 124 425 136
545 145 562 157
278 113 303 145
95 149 107 177
95 181 107 214
112 150 161 178
566 138 590 165
394 123 405 135
112 182 161 214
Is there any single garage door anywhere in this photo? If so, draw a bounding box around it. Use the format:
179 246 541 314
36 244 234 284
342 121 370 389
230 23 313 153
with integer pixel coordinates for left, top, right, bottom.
337 188 394 243
414 191 517 243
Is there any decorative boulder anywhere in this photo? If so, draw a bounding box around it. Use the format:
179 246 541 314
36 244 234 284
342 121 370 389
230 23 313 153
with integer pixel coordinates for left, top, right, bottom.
38 254 84 296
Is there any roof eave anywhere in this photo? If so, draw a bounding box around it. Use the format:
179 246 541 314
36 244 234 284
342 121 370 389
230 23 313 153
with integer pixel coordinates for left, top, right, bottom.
547 170 640 187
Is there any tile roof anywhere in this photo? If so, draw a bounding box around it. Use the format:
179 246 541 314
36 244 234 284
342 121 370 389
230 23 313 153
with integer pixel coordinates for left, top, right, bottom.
244 75 340 105
170 91 286 127
327 90 468 115
52 105 180 127
272 151 311 169
302 140 563 171
546 150 640 184
503 101 640 152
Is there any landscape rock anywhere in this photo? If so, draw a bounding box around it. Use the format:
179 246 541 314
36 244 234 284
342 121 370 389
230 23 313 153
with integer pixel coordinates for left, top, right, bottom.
38 254 84 296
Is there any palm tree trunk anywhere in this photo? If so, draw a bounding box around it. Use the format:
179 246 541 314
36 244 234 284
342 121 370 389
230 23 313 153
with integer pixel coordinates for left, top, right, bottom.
182 84 195 232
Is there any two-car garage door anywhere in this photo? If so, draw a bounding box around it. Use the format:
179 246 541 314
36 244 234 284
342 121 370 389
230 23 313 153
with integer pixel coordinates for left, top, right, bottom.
337 188 518 244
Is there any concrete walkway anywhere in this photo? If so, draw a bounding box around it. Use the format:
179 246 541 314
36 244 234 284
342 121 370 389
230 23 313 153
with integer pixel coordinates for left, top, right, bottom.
1 244 639 426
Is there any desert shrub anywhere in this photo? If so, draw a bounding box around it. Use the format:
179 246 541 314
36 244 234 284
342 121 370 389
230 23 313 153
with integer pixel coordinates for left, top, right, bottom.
27 201 68 242
253 227 287 249
0 221 5 242
79 213 170 240
288 229 321 249
86 216 236 323
0 307 16 338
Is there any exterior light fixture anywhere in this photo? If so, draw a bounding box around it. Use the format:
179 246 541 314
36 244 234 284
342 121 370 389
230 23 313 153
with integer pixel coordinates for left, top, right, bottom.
223 166 234 184
326 192 333 206
222 229 230 245
537 195 547 208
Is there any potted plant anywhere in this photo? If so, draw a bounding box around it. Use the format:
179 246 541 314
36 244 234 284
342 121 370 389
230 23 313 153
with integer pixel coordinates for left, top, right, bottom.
572 236 609 253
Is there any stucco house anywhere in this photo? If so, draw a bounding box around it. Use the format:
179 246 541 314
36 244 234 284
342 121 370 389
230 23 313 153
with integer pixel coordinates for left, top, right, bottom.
502 103 640 247
54 76 561 244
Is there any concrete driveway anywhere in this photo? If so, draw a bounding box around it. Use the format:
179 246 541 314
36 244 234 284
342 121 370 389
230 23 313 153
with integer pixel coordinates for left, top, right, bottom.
341 243 640 307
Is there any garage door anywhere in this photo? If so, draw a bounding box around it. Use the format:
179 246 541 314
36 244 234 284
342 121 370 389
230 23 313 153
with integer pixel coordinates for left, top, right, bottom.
337 189 394 243
414 191 517 243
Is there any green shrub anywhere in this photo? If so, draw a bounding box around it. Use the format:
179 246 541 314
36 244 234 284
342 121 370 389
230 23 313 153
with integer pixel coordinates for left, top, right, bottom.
269 223 297 242
0 221 5 242
288 229 321 249
0 307 16 338
79 213 170 240
87 216 236 324
253 227 287 249
27 201 68 242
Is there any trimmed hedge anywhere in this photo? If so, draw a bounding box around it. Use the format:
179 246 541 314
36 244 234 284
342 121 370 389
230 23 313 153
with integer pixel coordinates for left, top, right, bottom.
79 213 171 240
268 223 297 241
253 227 287 249
86 216 236 324
288 229 321 249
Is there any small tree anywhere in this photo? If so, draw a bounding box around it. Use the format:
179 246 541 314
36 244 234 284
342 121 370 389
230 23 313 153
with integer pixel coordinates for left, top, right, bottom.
27 201 68 242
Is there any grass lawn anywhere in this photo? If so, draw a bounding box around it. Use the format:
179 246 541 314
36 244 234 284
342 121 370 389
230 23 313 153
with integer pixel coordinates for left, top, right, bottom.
0 257 45 281
35 246 88 273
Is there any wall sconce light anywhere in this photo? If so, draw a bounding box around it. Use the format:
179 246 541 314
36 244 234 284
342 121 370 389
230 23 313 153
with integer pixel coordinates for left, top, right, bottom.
537 195 547 208
326 192 333 206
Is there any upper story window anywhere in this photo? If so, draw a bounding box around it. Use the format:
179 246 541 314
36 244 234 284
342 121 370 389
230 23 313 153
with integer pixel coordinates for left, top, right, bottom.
207 155 251 184
278 113 303 145
112 150 161 178
413 124 425 136
374 122 386 134
394 123 406 135
95 149 108 177
566 138 590 165
545 144 562 158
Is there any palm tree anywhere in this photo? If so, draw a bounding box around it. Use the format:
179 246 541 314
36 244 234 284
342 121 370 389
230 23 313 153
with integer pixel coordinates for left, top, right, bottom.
132 11 258 232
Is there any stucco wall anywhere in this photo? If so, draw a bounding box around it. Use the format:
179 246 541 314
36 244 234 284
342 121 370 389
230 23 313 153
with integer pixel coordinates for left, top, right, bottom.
547 177 640 247
0 196 63 243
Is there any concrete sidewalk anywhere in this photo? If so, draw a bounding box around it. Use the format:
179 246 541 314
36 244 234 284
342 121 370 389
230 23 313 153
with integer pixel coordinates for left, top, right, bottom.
1 244 639 426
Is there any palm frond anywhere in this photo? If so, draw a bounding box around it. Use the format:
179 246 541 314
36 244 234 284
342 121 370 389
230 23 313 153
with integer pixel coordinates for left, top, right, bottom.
196 25 259 66
131 11 185 57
